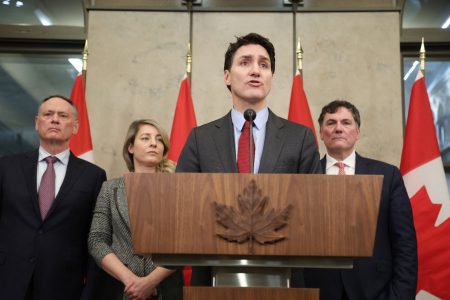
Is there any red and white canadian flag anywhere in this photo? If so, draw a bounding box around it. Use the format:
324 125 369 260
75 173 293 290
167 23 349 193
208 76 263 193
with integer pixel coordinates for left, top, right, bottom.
168 73 197 286
400 69 450 300
288 70 317 144
167 73 197 163
69 74 94 162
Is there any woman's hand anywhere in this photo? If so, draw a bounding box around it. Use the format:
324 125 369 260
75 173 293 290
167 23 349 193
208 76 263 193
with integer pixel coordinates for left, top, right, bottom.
124 275 158 300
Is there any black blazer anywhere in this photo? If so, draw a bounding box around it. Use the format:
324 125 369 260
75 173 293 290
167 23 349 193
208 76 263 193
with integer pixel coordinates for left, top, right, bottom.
177 109 321 174
0 150 106 300
302 153 417 300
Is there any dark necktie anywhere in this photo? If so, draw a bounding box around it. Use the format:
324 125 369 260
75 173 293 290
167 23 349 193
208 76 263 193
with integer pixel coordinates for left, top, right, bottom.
336 161 346 175
237 121 255 173
39 156 58 219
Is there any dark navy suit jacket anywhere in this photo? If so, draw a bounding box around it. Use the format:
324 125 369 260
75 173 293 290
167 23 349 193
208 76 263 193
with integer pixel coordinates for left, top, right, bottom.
302 153 417 300
0 150 106 300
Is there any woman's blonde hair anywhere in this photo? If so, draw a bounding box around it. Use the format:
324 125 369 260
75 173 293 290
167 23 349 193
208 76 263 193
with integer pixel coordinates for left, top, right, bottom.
122 119 175 173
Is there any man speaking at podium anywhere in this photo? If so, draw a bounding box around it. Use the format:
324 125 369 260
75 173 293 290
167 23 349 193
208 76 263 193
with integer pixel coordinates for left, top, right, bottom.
177 33 321 286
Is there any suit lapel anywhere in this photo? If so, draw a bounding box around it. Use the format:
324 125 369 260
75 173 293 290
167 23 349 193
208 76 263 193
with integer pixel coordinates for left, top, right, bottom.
259 110 284 173
212 113 238 172
114 178 131 228
355 153 368 175
320 156 326 173
23 151 41 220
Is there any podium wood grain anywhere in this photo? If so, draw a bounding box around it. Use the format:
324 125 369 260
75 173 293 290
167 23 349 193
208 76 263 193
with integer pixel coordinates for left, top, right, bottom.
124 173 382 257
183 287 319 300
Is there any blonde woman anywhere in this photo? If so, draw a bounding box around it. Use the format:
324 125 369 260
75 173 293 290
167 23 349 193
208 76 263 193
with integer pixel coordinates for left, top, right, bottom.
88 119 182 300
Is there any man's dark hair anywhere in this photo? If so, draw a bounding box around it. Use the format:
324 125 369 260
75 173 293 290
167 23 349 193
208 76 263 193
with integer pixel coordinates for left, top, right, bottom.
224 33 276 74
318 100 361 128
40 95 78 116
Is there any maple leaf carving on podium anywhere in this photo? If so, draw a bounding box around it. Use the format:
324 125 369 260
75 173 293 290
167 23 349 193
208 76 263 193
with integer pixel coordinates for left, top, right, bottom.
214 180 293 254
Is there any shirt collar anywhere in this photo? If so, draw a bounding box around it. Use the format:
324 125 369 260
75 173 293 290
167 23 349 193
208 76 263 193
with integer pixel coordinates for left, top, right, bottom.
231 106 269 131
325 150 356 170
38 146 70 166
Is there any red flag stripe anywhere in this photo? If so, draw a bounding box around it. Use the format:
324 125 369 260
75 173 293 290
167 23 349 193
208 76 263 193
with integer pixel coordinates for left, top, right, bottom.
400 72 440 175
167 74 197 163
69 74 94 162
288 71 317 144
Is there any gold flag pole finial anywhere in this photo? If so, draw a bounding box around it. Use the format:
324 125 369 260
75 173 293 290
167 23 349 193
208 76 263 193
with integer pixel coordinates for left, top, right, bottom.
186 43 192 74
296 37 303 74
82 40 88 72
186 43 192 83
419 37 425 73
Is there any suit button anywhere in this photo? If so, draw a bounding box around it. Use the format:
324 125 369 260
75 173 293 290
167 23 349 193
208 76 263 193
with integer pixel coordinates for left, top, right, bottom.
29 257 36 263
38 230 43 234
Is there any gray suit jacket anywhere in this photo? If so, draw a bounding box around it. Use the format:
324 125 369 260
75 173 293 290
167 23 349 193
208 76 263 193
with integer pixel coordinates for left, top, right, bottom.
88 177 154 276
88 177 183 300
177 109 321 174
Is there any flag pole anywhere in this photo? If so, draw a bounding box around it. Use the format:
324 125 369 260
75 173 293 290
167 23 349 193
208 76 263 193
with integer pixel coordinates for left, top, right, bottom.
287 0 304 75
184 0 195 85
296 37 303 76
287 4 317 144
186 43 192 81
82 40 88 84
69 39 95 162
419 37 425 75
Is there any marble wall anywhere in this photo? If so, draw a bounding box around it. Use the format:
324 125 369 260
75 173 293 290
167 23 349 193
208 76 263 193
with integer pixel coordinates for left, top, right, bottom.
86 10 402 178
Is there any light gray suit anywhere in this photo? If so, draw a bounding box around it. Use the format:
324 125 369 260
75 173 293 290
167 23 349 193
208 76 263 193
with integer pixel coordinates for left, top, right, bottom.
176 109 322 285
88 177 183 299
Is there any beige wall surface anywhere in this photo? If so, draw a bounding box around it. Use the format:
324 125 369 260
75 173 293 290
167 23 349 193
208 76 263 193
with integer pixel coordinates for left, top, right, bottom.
87 11 189 177
297 12 403 165
87 10 402 178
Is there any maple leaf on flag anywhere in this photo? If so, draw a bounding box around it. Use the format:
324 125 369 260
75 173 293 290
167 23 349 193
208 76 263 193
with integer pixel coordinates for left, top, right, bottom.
411 186 450 299
214 180 293 253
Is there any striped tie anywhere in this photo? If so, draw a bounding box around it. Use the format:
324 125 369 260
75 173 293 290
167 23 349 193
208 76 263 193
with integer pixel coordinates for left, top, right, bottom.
336 161 346 175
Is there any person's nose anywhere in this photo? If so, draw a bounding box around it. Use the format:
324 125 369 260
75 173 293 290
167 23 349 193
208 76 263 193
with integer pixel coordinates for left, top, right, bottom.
50 114 60 123
334 122 343 133
149 137 157 147
249 62 261 76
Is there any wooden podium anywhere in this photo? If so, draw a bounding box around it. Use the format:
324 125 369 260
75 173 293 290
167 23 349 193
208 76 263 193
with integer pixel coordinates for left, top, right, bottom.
124 173 383 300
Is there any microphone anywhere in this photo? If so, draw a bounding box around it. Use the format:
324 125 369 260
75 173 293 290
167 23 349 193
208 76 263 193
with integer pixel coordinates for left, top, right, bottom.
243 109 256 122
243 109 256 173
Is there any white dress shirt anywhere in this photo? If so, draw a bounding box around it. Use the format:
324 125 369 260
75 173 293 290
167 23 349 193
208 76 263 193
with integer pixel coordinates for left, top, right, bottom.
37 146 70 196
325 151 356 175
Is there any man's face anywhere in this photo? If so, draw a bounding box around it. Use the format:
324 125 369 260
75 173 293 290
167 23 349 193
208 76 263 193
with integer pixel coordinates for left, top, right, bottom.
35 97 78 146
320 107 360 159
224 44 272 111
